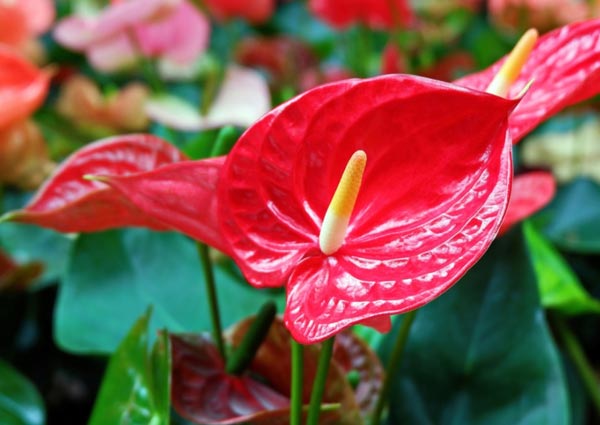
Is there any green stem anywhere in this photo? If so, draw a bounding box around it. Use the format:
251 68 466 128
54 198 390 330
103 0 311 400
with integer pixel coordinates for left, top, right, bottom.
290 340 304 425
552 313 600 416
370 310 417 425
196 243 226 361
226 301 276 375
307 337 335 425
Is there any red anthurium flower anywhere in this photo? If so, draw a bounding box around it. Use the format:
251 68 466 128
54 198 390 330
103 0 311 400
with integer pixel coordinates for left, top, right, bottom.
309 0 414 30
454 20 600 143
499 171 556 235
215 76 517 343
0 47 49 128
9 20 600 343
98 75 518 343
0 134 188 235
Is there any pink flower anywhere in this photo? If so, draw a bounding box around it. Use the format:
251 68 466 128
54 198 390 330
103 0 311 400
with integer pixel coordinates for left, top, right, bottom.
54 0 209 72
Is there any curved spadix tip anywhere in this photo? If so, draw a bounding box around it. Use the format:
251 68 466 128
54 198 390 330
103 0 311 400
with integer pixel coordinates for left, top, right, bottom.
486 28 538 97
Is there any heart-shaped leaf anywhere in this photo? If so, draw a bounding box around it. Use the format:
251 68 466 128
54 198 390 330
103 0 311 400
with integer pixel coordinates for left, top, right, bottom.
55 228 284 354
535 178 600 253
381 227 568 424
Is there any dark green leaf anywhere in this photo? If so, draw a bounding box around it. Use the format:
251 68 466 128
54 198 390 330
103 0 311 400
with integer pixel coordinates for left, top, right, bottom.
55 228 284 354
524 221 600 314
0 359 45 425
536 178 600 253
382 227 569 425
88 309 170 425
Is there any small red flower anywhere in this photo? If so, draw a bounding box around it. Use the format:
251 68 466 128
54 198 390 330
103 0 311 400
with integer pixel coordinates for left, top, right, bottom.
499 171 556 235
0 47 49 128
309 0 414 30
203 0 275 24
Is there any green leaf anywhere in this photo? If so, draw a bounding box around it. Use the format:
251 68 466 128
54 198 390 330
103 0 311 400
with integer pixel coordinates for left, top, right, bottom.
535 178 600 253
381 227 569 425
1 192 73 288
88 309 170 425
0 360 45 425
523 221 600 315
55 228 284 354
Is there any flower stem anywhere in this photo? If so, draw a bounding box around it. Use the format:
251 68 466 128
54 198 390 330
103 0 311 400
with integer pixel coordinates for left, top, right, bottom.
290 339 304 425
370 310 417 425
551 313 600 416
196 242 226 361
226 301 276 375
307 337 335 425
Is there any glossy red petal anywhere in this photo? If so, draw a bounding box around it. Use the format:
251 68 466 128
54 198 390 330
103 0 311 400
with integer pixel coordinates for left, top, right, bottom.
499 171 556 235
99 159 230 254
170 334 290 425
0 47 49 128
221 75 517 307
455 19 600 143
4 134 186 233
219 81 354 288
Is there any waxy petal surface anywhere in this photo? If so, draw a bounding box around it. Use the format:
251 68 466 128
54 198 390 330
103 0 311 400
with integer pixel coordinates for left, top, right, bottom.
455 19 600 143
4 135 186 233
170 334 290 425
0 47 49 128
99 159 229 254
499 171 556 235
220 75 517 342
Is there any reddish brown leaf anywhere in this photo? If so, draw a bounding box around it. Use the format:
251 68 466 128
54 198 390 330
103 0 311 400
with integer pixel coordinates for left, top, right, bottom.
0 250 43 291
226 317 362 424
170 334 290 425
333 331 384 419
